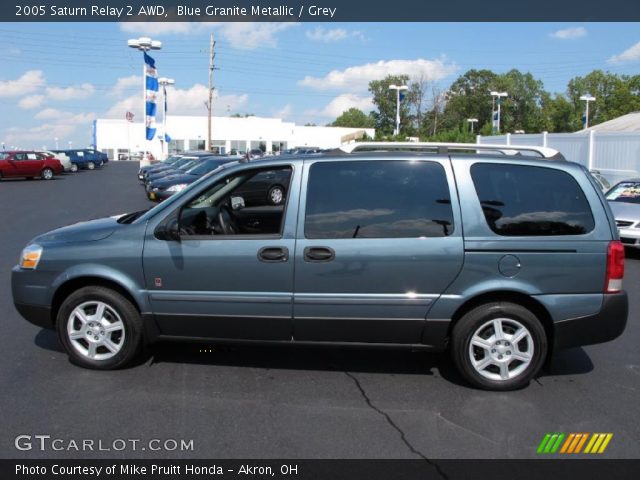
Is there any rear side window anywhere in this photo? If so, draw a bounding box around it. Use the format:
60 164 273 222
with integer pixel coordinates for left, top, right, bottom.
305 160 454 239
470 163 594 236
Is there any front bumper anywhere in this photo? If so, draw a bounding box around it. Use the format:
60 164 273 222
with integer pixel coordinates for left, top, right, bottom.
618 226 640 248
553 292 628 349
11 265 54 329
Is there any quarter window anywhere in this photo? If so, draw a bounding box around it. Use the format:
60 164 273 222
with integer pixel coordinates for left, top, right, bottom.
305 160 454 239
470 163 594 236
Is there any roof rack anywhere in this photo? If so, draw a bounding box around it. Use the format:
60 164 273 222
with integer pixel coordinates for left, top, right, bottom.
338 142 564 160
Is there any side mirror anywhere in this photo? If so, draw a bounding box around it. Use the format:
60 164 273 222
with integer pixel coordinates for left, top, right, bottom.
155 217 181 242
230 196 245 211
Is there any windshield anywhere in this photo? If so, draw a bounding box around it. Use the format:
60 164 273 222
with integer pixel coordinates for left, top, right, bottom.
0 153 8 160
178 160 198 171
186 159 224 175
170 157 195 169
164 155 182 164
606 181 640 204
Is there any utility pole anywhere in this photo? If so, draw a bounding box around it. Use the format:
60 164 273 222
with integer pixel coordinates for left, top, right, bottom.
207 32 215 152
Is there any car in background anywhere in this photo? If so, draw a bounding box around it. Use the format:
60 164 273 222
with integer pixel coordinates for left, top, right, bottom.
0 151 63 180
53 149 102 171
38 150 72 172
590 170 611 192
144 157 205 185
138 154 184 180
83 149 109 166
147 157 238 202
605 179 640 248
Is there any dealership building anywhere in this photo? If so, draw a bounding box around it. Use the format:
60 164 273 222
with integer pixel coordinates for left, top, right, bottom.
94 115 374 160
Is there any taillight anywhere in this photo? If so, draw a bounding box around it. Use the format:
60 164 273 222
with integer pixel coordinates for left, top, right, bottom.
605 240 625 293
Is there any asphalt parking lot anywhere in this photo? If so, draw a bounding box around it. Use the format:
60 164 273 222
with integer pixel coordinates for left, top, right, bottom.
0 162 638 460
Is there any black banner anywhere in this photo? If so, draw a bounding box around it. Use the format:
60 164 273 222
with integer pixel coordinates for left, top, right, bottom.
3 460 640 480
3 0 640 22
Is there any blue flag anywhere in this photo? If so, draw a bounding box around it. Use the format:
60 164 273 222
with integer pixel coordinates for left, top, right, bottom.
144 52 159 141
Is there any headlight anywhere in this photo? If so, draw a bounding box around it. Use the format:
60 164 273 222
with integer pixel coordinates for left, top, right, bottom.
167 183 188 192
20 244 43 269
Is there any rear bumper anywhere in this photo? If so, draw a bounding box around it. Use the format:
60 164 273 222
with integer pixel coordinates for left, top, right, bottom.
618 227 640 247
553 292 628 349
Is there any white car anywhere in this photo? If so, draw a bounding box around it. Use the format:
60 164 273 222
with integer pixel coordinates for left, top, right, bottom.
606 179 640 248
38 150 73 172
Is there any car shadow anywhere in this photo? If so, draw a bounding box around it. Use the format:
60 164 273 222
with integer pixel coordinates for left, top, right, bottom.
0 177 64 182
625 247 640 261
34 329 594 385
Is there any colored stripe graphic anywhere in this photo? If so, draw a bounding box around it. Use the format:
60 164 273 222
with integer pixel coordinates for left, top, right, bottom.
538 433 613 454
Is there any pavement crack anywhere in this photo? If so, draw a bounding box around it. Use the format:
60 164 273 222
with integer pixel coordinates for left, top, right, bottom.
344 371 449 480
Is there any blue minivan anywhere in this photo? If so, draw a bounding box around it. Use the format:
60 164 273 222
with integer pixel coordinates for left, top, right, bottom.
53 149 106 171
11 143 628 390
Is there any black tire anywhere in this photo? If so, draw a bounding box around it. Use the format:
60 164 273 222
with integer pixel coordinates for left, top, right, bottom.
87 161 96 170
450 302 547 391
56 286 144 370
267 185 285 205
41 168 54 180
70 163 79 173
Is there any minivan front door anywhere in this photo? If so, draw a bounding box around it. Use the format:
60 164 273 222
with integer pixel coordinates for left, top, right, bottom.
293 159 464 344
142 164 299 341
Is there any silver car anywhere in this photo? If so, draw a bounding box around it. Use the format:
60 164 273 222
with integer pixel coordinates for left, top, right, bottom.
606 179 640 248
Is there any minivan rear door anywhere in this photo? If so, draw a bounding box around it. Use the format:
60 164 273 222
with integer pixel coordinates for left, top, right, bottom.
292 157 464 344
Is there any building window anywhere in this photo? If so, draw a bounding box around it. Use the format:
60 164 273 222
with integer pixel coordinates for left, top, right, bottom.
188 139 205 151
169 140 185 154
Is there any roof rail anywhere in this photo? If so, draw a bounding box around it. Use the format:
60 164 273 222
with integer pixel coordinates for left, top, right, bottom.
338 142 564 160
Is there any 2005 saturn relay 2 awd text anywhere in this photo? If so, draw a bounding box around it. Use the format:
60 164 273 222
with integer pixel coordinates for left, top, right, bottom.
12 142 628 390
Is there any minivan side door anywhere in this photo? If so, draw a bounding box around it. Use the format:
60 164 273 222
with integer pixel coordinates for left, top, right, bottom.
142 162 301 341
293 158 464 344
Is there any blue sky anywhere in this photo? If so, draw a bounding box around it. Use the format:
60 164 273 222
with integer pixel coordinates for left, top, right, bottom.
1 22 639 148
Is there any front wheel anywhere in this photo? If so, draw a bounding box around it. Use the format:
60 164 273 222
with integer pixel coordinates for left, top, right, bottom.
41 168 54 180
56 286 144 369
87 161 96 170
450 302 547 390
267 185 285 205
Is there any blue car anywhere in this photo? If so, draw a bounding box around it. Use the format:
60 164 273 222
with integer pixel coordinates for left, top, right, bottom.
53 149 104 172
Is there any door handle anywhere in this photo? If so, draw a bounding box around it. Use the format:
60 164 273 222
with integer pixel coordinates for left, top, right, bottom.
258 246 289 263
304 247 335 262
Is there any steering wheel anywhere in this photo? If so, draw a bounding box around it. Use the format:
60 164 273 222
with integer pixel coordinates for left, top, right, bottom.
217 204 240 235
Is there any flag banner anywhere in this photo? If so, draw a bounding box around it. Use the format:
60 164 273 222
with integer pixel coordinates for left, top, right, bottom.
125 111 134 122
582 113 587 128
165 133 172 143
144 52 159 141
399 91 406 102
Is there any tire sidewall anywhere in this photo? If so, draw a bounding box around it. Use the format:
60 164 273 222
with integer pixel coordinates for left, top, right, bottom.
87 161 95 170
42 168 53 180
452 302 547 391
56 286 143 370
268 185 285 205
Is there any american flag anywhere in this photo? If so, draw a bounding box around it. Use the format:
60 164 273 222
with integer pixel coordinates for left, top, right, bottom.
125 111 134 122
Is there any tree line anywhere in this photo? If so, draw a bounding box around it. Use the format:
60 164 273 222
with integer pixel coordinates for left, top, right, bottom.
331 69 640 141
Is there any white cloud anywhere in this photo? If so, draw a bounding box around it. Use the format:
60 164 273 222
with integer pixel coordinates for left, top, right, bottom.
5 109 95 146
46 83 95 101
275 104 293 119
307 94 374 119
299 58 457 92
0 70 45 97
111 75 142 97
34 108 95 124
608 41 640 64
549 27 587 40
119 22 297 50
306 27 365 43
18 95 45 110
105 84 249 118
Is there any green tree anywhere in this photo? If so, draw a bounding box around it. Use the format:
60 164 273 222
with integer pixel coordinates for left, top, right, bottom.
498 69 547 133
368 74 412 136
331 108 375 128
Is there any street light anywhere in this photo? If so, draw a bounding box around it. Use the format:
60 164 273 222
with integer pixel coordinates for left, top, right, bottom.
490 91 508 134
580 94 596 129
158 77 175 159
128 37 162 165
388 84 409 136
467 118 478 133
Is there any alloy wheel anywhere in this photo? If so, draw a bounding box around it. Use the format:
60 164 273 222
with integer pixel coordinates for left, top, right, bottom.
66 301 126 361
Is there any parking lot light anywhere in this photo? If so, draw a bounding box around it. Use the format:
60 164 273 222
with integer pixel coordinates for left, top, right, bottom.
388 84 409 136
580 94 596 129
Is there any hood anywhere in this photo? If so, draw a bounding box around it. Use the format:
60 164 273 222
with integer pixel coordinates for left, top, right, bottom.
34 216 122 244
608 201 640 221
152 174 196 188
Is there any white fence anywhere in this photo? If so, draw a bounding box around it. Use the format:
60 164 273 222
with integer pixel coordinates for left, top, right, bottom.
477 131 640 184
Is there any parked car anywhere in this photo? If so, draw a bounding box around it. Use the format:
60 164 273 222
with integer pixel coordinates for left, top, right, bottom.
0 151 64 180
37 150 72 172
52 149 101 171
590 170 611 192
141 153 214 182
138 155 183 180
144 158 206 186
147 157 237 202
12 142 628 391
605 179 640 248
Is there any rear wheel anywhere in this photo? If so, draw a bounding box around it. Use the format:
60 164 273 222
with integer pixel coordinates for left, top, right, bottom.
70 163 79 173
87 161 96 170
41 168 54 180
56 286 144 369
451 302 547 390
267 185 285 205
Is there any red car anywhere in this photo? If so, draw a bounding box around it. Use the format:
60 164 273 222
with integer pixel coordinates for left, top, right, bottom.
0 151 64 180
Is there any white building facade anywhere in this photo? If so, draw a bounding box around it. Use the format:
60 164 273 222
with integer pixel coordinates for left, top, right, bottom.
95 115 374 160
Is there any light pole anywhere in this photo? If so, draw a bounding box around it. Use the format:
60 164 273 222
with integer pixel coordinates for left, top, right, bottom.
128 36 162 165
158 77 175 159
54 137 59 149
467 118 478 134
388 84 409 136
580 94 596 129
490 91 508 134
68 141 72 149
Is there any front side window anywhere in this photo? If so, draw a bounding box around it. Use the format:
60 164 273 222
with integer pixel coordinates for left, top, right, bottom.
305 160 454 239
179 166 292 237
471 163 595 236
